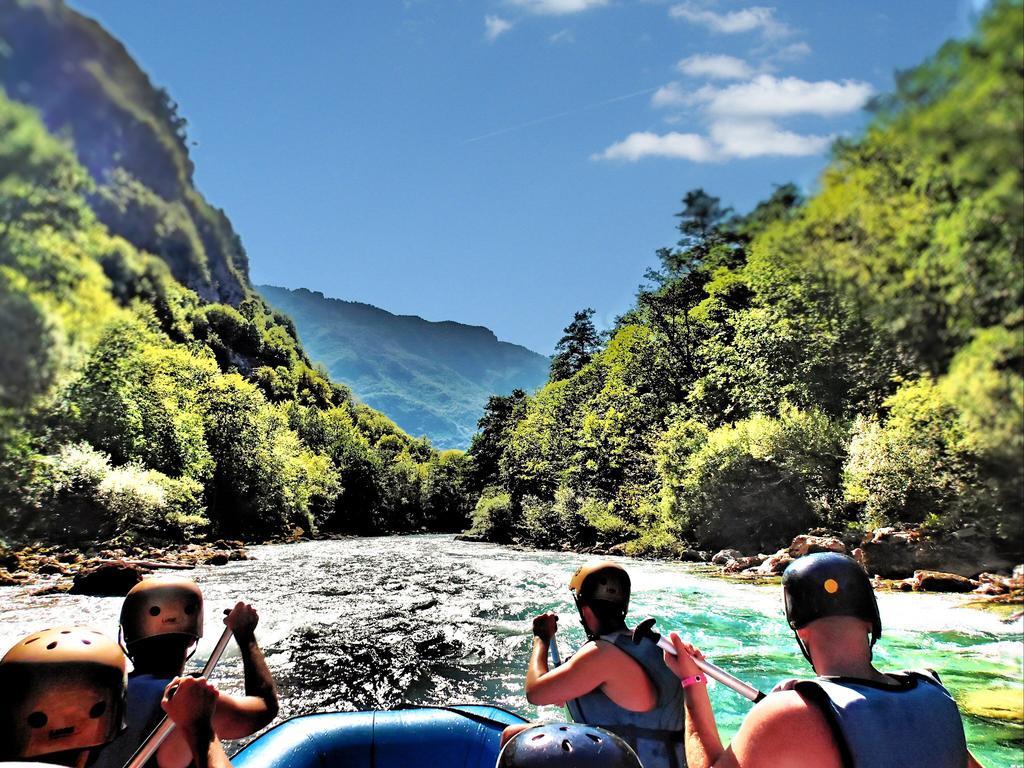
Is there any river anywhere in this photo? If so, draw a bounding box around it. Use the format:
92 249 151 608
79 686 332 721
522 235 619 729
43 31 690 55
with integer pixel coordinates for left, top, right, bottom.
1 535 1021 766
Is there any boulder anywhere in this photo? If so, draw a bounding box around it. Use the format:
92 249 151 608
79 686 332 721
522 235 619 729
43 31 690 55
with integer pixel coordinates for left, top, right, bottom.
858 528 1014 579
973 582 1007 596
712 549 742 566
70 561 144 596
755 551 794 575
678 549 709 563
911 570 977 593
37 560 68 576
788 535 846 558
725 555 767 573
0 569 23 587
205 552 230 566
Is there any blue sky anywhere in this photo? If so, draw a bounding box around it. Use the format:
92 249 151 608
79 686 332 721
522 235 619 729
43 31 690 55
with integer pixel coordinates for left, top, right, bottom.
70 0 983 354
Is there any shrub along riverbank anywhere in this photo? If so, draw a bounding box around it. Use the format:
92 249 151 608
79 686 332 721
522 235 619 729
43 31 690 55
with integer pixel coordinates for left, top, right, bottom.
460 2 1023 577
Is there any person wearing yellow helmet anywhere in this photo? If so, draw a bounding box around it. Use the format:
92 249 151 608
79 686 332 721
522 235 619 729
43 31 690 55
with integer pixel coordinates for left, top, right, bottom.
661 553 985 768
504 562 686 768
89 577 277 768
0 627 231 768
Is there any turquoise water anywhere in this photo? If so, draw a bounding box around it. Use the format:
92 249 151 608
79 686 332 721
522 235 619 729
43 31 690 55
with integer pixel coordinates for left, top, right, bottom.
1 536 1020 765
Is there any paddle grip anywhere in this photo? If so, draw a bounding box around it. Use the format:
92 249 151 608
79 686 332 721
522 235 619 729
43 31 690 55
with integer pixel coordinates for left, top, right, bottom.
123 624 234 768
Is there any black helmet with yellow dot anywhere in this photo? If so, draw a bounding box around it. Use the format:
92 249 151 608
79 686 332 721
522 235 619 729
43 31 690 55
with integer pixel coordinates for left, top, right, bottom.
782 552 882 661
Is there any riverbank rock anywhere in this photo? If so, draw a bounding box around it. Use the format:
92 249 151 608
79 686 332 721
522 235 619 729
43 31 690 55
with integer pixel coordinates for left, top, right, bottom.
206 552 230 566
0 568 25 586
70 561 144 596
788 535 845 558
961 688 1024 723
909 570 978 593
754 551 795 575
712 549 742 566
725 555 767 573
856 527 1013 579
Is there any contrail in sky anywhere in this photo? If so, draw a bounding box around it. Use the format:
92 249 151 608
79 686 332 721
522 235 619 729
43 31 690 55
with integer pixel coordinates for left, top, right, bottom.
463 86 659 144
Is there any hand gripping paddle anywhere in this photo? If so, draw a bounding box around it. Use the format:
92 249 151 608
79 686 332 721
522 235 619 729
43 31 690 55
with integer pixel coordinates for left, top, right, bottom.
634 617 766 703
123 622 235 768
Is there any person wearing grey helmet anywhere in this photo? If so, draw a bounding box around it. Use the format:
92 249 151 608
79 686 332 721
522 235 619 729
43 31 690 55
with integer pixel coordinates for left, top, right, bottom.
497 723 643 768
662 552 985 768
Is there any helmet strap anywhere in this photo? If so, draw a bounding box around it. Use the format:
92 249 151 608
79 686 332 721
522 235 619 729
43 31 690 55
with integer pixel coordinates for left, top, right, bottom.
794 631 817 673
572 592 600 641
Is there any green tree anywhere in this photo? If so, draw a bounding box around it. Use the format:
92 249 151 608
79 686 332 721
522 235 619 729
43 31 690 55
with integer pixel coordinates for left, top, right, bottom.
549 308 601 382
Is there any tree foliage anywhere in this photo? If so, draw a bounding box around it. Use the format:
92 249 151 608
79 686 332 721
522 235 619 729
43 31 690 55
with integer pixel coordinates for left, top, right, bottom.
464 1 1023 558
0 90 471 545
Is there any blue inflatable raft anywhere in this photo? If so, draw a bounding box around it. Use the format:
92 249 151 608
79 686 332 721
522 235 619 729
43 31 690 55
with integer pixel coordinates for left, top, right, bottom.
232 705 528 768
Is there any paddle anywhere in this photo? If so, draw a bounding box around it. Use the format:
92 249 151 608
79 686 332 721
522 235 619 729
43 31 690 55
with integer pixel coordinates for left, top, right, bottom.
122 622 235 768
633 617 766 703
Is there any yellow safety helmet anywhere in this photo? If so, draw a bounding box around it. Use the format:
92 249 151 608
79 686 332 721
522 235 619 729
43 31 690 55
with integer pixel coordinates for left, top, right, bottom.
120 577 204 650
0 627 127 759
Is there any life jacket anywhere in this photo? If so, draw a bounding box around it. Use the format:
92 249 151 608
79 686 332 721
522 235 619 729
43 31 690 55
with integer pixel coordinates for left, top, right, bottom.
788 669 969 768
87 674 172 768
566 631 686 768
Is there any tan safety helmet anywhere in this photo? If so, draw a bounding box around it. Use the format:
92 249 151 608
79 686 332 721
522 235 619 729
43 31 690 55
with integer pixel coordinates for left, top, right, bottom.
120 577 204 650
0 627 127 759
569 561 631 609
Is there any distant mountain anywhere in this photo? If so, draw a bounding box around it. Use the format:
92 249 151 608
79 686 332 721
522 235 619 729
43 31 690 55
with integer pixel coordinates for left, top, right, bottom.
259 286 550 449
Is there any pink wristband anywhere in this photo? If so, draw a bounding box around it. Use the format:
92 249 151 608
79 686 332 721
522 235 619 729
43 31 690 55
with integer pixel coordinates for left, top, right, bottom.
680 674 706 688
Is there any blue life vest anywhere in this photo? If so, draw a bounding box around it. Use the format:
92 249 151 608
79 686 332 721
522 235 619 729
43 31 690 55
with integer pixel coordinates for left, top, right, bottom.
791 669 969 768
87 674 172 768
566 631 686 768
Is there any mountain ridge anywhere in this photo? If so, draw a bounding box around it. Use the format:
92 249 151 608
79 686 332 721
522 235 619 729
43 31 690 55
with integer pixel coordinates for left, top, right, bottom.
259 285 551 450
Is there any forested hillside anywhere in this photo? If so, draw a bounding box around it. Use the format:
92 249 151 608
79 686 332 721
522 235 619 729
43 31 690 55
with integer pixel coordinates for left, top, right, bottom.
465 1 1023 559
0 1 470 544
259 285 550 450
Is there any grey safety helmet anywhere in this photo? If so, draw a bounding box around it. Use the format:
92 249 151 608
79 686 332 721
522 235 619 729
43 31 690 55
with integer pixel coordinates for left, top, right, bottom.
782 552 882 668
497 724 642 768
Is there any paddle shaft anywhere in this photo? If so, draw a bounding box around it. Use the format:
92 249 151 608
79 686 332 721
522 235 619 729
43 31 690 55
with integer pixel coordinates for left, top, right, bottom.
654 635 765 702
123 625 234 768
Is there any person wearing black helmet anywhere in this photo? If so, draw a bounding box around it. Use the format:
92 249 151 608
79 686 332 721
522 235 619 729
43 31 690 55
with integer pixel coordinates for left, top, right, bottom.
661 552 984 768
497 723 643 768
503 562 686 768
90 578 277 768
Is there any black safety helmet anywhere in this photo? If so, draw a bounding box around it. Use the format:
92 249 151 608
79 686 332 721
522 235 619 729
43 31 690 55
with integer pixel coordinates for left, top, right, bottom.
497 723 642 768
782 552 882 667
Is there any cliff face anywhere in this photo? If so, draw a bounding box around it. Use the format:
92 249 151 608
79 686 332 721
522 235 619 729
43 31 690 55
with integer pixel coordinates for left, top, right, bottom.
0 0 248 304
259 286 551 450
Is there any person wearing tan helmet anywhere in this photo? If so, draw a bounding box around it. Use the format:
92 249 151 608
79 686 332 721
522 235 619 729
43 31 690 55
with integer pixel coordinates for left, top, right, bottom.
0 627 231 768
503 562 686 768
90 577 277 768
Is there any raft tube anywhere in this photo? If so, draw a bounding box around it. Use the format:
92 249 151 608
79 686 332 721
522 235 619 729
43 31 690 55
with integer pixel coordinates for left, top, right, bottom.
233 705 528 768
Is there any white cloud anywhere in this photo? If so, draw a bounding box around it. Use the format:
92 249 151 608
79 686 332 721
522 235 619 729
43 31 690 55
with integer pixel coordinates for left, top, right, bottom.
510 0 609 15
594 120 832 162
484 15 514 41
549 29 575 44
677 53 753 80
651 82 688 108
709 119 831 157
594 131 717 162
669 4 790 38
773 41 812 61
701 75 873 117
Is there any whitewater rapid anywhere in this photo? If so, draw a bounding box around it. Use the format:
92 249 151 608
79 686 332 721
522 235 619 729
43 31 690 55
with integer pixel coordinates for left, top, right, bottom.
1 536 1020 764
